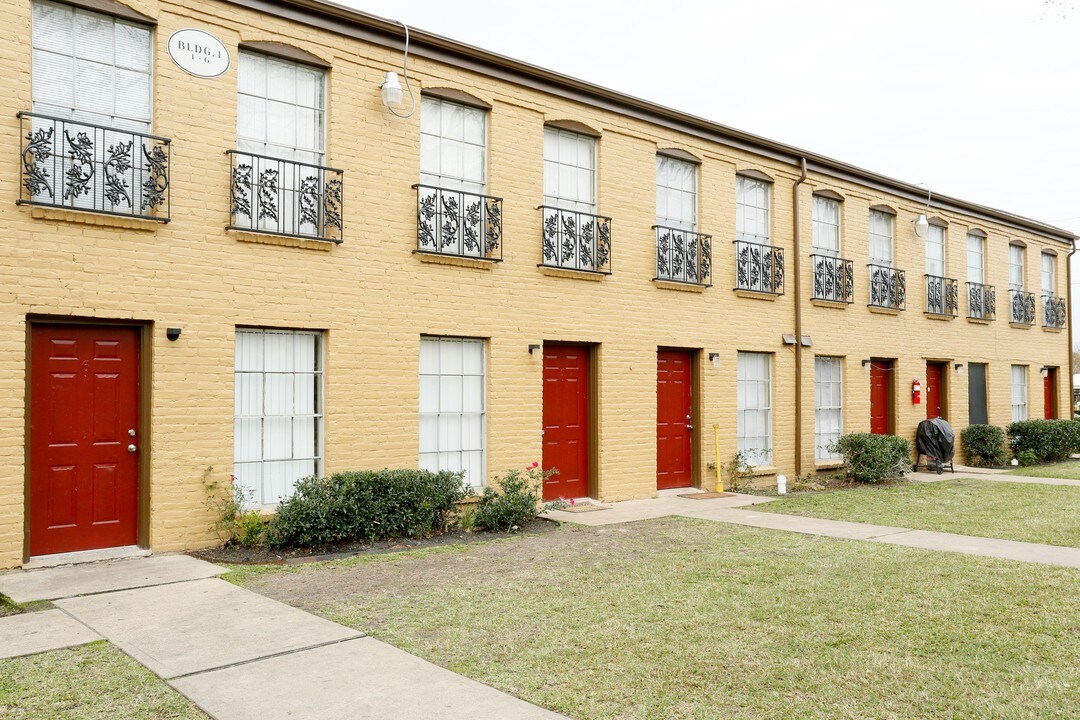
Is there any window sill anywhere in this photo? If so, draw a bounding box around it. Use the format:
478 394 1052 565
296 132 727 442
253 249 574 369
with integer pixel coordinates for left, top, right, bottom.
653 279 707 293
747 465 777 477
29 205 164 232
1042 326 1065 333
538 265 607 281
868 305 903 315
231 229 335 251
967 317 994 325
814 461 845 471
734 289 782 301
415 251 497 270
1008 322 1034 330
810 298 851 309
925 313 956 321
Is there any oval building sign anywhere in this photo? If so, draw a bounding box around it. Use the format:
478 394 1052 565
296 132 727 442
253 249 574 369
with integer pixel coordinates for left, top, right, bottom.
168 29 230 78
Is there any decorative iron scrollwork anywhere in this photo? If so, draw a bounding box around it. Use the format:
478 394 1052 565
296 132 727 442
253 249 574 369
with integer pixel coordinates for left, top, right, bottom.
231 163 253 220
21 125 54 198
869 264 906 310
323 178 343 231
735 240 784 294
539 206 612 273
811 254 854 302
967 282 996 320
1009 289 1036 325
1043 295 1066 328
656 226 711 285
141 144 169 210
103 139 134 208
925 275 958 316
227 151 343 241
63 130 94 202
413 185 501 260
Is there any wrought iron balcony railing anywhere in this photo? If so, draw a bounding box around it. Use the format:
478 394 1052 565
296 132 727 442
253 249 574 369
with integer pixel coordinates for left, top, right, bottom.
810 254 853 303
539 206 612 274
1008 289 1036 325
867 264 906 310
924 275 958 317
228 150 343 242
967 282 996 321
414 184 502 261
17 111 170 221
1043 294 1066 329
734 240 784 294
654 226 711 286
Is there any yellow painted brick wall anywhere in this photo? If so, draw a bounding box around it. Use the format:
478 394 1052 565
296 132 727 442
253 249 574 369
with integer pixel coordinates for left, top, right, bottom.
0 0 1070 566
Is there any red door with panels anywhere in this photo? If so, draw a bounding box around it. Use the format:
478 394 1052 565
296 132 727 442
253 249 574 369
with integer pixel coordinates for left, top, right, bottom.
542 344 590 500
656 350 693 490
1044 367 1058 419
925 362 944 420
30 325 140 556
869 360 892 435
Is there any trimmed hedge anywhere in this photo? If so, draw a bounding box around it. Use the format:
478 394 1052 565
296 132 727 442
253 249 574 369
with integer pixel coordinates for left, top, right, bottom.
831 433 912 483
961 424 1008 467
267 469 468 548
1006 419 1080 464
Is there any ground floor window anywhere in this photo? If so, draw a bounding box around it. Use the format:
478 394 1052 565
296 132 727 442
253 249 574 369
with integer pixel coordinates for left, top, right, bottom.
419 336 486 487
737 351 772 466
814 356 843 461
1011 364 1028 422
234 328 323 506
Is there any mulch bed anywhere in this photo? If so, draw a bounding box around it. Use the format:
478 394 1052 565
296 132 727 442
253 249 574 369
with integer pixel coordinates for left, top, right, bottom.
188 517 560 565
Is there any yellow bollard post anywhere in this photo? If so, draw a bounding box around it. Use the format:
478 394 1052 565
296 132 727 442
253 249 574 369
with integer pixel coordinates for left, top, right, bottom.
712 423 723 493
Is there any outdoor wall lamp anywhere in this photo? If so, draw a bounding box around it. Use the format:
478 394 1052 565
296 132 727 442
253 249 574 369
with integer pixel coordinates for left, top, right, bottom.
379 21 415 118
1041 366 1051 378
528 344 541 355
166 327 182 341
708 352 720 368
861 359 872 370
954 363 965 374
912 182 931 237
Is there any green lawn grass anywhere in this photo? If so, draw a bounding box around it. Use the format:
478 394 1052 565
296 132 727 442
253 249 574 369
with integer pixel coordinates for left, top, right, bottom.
754 478 1080 547
1007 460 1080 479
234 518 1080 720
0 642 207 719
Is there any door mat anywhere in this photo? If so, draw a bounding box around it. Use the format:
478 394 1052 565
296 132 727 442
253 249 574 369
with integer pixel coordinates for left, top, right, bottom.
560 504 609 513
678 492 736 499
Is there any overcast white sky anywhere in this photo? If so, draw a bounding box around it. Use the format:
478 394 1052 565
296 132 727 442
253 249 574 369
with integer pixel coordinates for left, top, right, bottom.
342 0 1080 313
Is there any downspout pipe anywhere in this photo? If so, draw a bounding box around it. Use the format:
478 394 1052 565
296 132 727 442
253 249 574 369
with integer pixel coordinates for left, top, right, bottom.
1067 239 1077 415
793 157 808 478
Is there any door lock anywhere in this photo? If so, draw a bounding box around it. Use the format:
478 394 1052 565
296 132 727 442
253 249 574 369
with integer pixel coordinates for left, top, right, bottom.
128 429 136 437
127 444 137 453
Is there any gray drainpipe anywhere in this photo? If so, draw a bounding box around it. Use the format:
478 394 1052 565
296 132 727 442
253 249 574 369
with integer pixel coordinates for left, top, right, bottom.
793 158 808 478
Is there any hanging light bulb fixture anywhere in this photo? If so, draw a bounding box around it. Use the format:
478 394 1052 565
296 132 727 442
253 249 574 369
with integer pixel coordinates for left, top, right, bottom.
379 20 415 118
912 182 931 237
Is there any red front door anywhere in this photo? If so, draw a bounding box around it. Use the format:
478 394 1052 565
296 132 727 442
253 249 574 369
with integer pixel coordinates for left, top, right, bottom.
657 350 693 490
542 344 590 500
30 325 140 556
1044 367 1058 419
926 362 943 420
869 360 892 435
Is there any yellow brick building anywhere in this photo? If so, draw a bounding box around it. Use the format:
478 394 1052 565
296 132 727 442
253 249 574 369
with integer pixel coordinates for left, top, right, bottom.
1 0 1074 567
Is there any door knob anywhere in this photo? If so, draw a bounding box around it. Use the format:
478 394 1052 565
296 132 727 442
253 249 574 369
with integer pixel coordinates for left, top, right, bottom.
128 429 136 437
127 444 137 453
686 424 694 430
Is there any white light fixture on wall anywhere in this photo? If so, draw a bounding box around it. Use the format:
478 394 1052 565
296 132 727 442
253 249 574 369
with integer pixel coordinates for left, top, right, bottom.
912 182 931 237
708 352 720 369
379 20 415 118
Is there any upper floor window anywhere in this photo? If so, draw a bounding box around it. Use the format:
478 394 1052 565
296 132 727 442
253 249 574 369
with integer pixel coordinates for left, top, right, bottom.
1041 252 1057 296
656 155 697 231
543 126 596 214
1009 244 1025 290
237 50 326 164
32 0 152 131
967 232 985 285
736 175 770 245
869 209 894 267
925 224 945 277
811 195 841 255
420 96 487 194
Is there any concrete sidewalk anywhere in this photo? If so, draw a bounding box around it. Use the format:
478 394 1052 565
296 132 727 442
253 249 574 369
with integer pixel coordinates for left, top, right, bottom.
0 554 564 720
911 469 1080 487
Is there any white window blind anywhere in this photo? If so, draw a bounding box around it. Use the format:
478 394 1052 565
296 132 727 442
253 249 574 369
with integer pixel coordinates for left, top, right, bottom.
925 224 945 276
656 155 697 231
234 329 323 507
737 352 772 467
736 176 770 244
420 96 486 193
967 233 985 285
32 0 152 131
869 210 894 267
543 127 596 213
1011 365 1028 422
237 50 325 165
1009 245 1025 290
1042 253 1056 296
814 357 843 461
419 337 486 488
811 196 841 255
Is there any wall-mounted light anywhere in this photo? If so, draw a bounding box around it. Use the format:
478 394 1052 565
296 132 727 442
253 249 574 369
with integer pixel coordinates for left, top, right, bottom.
166 327 182 341
379 21 415 117
861 359 872 371
708 352 720 369
1040 366 1051 378
528 344 541 356
954 363 965 374
912 182 931 237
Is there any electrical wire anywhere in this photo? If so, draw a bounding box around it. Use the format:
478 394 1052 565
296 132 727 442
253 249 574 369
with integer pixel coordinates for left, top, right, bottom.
387 20 416 119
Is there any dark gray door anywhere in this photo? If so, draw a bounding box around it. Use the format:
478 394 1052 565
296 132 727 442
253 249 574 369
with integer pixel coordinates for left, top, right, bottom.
968 363 988 425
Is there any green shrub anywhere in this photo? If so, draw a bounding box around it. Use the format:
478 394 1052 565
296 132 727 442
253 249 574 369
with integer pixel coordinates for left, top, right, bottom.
961 424 1008 467
267 469 468 548
205 475 267 548
1006 419 1080 464
473 463 556 533
830 433 912 483
1017 449 1039 467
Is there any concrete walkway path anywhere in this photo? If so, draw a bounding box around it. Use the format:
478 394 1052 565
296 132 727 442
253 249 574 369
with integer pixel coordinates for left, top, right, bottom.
0 554 563 720
545 493 1080 569
911 469 1080 487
